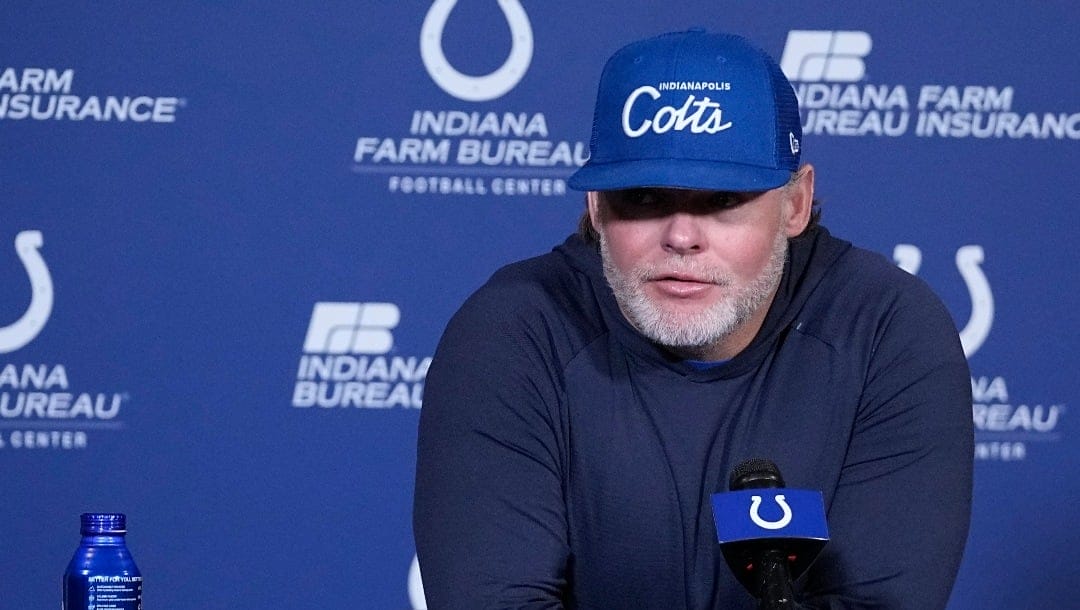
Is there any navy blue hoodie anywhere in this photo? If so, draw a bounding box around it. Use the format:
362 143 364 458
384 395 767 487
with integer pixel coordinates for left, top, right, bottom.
415 227 973 609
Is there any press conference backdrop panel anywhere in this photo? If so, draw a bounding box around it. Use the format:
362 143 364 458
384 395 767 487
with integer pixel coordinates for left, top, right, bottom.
2 2 1077 607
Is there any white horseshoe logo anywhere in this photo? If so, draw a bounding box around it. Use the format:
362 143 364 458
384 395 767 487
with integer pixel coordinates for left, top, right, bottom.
955 246 992 358
892 244 993 358
750 494 793 530
892 244 922 275
420 0 534 101
408 554 428 610
0 230 53 354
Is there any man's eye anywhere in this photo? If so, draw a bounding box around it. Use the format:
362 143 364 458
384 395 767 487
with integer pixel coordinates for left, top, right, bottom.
607 189 658 209
710 192 741 208
620 189 657 206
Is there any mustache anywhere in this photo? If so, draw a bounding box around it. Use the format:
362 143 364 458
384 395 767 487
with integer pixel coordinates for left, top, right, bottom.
597 233 735 286
632 259 733 285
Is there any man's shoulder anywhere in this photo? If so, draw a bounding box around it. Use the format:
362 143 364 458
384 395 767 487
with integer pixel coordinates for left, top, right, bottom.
827 242 943 307
789 234 965 383
795 233 957 344
474 243 590 313
439 238 607 361
788 228 937 314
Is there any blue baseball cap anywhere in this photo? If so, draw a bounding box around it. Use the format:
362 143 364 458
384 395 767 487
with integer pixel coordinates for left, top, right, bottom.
568 30 802 192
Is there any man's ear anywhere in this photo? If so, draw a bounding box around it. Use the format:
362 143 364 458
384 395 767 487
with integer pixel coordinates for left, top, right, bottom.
783 164 815 237
587 191 603 229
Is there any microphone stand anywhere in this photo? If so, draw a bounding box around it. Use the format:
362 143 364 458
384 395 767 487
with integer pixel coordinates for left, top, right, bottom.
757 550 797 609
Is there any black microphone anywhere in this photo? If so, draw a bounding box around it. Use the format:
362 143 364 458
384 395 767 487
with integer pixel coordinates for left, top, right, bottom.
711 459 829 609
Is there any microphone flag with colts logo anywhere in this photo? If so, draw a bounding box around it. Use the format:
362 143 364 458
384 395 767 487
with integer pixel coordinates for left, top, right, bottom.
712 489 829 543
712 488 829 594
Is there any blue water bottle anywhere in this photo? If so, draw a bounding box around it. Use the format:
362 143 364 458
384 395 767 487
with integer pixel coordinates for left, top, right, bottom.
63 513 143 610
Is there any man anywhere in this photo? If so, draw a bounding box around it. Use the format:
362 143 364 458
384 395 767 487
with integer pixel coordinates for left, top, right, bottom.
414 30 972 609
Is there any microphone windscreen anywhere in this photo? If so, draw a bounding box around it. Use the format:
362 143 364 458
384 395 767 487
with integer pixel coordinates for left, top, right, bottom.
729 458 785 490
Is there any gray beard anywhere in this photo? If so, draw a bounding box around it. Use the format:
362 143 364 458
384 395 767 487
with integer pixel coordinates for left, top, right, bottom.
599 228 789 359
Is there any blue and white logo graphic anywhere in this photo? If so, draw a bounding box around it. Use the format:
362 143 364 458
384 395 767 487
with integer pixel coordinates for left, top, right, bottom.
408 554 427 610
780 31 872 82
351 1 584 197
420 0 533 102
0 67 183 122
303 302 400 355
712 489 828 543
620 83 734 138
782 29 1080 139
0 230 53 354
749 494 793 530
0 230 131 450
294 302 429 409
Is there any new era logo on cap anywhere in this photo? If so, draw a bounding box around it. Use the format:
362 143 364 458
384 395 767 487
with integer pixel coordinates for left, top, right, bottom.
569 30 802 193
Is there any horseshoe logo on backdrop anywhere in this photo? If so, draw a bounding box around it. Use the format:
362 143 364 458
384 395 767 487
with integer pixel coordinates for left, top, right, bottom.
420 0 534 102
893 244 993 358
750 494 793 530
408 554 428 610
892 244 922 277
0 230 54 354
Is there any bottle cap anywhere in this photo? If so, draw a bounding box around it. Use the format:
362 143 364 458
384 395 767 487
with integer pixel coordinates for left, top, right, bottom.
80 513 127 535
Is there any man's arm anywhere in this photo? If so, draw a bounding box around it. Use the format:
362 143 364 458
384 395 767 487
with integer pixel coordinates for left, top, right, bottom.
414 288 570 610
800 281 974 609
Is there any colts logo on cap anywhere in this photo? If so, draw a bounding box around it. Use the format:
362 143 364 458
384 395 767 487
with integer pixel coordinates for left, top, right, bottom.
621 86 733 138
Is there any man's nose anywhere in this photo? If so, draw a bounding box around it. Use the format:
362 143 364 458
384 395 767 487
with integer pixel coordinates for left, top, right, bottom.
661 213 705 255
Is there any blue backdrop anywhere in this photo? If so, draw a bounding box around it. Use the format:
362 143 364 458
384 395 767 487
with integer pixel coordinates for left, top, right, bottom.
2 2 1077 607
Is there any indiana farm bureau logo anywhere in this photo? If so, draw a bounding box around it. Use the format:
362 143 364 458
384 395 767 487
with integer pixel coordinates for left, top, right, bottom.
293 302 430 410
351 0 587 197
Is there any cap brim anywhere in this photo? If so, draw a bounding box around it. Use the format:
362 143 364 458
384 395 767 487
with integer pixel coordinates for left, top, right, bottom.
567 159 791 192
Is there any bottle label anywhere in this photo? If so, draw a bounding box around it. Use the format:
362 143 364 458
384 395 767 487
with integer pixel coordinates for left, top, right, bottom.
64 575 143 610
